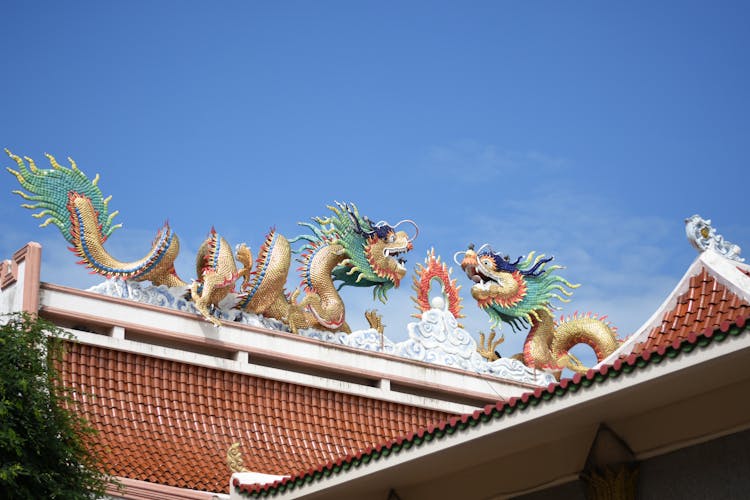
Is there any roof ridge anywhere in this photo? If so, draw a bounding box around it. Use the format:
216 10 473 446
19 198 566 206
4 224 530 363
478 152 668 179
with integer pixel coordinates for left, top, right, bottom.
233 313 750 498
700 249 750 304
597 257 705 365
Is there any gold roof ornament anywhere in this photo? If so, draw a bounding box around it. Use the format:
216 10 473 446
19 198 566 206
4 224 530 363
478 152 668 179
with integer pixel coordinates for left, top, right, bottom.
226 442 249 474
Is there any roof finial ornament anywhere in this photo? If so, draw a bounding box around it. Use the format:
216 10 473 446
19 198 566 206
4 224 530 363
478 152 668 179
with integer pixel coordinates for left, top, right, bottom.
685 214 744 262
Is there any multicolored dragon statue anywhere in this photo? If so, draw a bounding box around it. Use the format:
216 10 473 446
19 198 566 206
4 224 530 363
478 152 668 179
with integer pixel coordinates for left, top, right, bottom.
5 150 240 326
236 203 417 333
456 244 620 377
6 151 417 332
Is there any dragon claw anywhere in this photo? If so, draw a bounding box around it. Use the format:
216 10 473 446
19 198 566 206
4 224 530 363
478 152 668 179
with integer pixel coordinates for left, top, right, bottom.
364 310 384 333
477 329 504 362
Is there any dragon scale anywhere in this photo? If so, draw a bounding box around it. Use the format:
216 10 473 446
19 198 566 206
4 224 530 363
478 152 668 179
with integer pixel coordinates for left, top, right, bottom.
460 244 620 376
290 202 415 333
190 229 239 326
237 230 292 314
6 151 186 287
236 230 317 333
524 309 620 374
6 151 244 326
297 243 348 331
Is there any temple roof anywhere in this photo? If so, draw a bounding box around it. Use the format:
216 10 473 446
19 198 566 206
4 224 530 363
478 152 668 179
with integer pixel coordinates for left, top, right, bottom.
62 341 452 493
20 276 532 497
234 314 750 498
3 214 747 498
232 240 750 498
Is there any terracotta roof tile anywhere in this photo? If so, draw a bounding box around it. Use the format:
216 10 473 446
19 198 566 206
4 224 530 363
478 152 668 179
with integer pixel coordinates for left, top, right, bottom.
631 269 750 355
238 315 750 498
60 343 451 493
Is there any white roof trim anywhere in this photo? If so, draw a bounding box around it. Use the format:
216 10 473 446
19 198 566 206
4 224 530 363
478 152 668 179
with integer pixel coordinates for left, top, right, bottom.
701 250 750 304
230 473 289 499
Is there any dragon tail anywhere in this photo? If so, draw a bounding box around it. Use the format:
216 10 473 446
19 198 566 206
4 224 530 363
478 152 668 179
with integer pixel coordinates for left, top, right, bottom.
552 312 621 363
6 150 185 288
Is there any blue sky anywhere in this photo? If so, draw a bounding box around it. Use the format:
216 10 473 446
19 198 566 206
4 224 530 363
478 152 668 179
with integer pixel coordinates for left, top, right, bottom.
2 2 748 359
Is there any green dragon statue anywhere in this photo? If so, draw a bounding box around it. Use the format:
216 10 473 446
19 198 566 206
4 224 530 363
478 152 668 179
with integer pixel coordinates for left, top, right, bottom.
5 150 239 326
457 244 620 377
236 202 417 333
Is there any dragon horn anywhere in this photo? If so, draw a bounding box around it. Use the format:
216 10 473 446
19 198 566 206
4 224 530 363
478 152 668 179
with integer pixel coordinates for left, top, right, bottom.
391 219 419 242
476 243 491 254
452 250 467 266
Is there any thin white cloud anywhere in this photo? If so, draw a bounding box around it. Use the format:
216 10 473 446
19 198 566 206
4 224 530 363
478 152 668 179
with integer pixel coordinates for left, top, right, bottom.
331 144 692 365
427 140 568 181
458 188 683 337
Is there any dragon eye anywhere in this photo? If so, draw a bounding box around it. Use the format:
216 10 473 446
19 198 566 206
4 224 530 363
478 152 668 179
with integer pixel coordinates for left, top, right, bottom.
388 234 395 243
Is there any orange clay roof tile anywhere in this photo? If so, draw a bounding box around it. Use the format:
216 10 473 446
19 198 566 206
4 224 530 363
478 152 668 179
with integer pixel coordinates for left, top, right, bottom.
60 342 452 493
632 268 750 355
237 316 750 498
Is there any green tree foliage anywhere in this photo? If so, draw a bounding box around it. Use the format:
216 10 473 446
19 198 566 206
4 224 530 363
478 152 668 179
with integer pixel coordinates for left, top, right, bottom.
0 313 112 499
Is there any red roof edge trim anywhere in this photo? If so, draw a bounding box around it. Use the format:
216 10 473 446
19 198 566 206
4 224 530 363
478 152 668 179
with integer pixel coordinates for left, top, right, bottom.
234 315 749 498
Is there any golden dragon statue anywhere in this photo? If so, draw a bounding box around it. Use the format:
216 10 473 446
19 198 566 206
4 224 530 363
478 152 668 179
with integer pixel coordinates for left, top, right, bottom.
236 202 417 333
457 244 620 377
6 151 417 332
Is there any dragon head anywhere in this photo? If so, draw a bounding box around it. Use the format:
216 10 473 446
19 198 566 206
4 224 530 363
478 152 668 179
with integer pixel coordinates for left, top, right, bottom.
332 202 417 301
297 202 417 302
457 244 577 331
361 220 413 287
